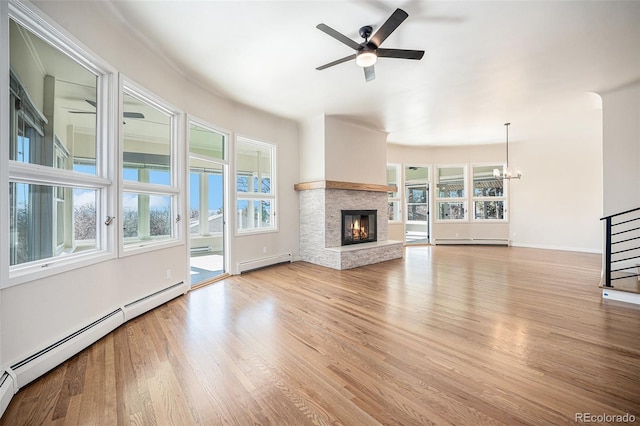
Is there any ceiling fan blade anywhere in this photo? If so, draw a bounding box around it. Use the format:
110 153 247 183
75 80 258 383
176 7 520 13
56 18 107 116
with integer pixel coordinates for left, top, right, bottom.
316 54 357 70
316 24 362 50
124 112 145 119
86 99 144 118
369 8 408 48
364 65 376 82
377 48 425 60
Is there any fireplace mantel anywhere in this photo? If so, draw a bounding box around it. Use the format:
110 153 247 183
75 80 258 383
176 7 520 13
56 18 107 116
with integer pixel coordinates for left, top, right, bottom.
294 180 396 193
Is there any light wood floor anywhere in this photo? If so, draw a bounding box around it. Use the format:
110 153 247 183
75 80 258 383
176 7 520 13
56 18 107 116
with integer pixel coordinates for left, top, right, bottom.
2 246 640 425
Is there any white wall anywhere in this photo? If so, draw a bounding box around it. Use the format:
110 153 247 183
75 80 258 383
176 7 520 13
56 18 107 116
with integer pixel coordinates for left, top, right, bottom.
298 115 388 185
1 1 299 368
509 94 602 252
299 115 325 182
387 94 603 253
324 116 387 185
601 82 640 216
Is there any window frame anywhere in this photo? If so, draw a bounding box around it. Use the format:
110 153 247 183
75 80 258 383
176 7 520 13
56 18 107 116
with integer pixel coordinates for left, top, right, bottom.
3 0 118 288
119 76 183 256
386 163 401 223
471 162 508 222
234 136 277 235
435 164 468 222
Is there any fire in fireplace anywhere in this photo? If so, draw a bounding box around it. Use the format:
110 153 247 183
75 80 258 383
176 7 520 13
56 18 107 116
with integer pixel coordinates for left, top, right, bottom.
341 210 377 245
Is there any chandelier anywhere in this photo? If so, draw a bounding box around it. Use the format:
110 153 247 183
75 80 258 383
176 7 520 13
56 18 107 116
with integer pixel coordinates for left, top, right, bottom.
493 122 522 180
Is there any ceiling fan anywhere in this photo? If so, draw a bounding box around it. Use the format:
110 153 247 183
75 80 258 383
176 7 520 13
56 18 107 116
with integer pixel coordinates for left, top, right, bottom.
69 100 145 119
316 8 425 82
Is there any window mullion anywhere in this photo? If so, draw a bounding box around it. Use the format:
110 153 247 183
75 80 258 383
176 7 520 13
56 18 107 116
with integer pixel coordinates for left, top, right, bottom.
9 161 110 188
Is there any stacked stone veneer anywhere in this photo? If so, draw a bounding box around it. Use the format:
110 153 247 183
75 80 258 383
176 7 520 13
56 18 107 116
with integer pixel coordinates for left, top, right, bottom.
299 188 403 269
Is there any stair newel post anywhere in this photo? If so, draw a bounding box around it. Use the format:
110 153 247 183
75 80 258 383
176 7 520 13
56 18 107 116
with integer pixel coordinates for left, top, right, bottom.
604 216 612 288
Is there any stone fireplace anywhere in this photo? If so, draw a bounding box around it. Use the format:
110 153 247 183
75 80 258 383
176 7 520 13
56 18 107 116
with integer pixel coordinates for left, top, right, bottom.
342 210 377 245
295 180 403 270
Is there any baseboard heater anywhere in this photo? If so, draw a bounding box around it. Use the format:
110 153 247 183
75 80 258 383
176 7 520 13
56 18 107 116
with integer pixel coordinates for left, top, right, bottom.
190 246 212 254
0 372 15 420
434 238 509 246
237 253 292 273
0 281 187 418
123 281 186 322
6 309 123 397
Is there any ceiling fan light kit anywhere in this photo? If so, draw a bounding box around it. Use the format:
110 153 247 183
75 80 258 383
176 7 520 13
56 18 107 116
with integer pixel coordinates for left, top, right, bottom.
356 50 377 68
316 8 425 82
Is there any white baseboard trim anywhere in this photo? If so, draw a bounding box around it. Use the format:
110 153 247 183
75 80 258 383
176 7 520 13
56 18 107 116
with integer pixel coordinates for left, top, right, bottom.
510 242 602 254
434 238 509 246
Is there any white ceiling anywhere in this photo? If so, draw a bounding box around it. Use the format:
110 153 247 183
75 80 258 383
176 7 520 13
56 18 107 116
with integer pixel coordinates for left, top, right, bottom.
99 0 639 146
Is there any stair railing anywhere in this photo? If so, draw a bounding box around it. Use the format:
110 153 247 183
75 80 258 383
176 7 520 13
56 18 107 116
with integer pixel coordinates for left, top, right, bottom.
600 206 640 288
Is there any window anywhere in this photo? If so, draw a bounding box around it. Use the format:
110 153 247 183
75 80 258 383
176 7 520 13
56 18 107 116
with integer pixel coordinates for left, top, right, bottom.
6 12 114 285
472 164 506 220
236 137 276 233
436 166 467 221
387 164 401 222
121 80 181 251
10 183 99 265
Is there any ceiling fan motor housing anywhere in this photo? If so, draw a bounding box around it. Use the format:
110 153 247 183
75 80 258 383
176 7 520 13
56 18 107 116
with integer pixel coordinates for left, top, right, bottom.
359 25 373 41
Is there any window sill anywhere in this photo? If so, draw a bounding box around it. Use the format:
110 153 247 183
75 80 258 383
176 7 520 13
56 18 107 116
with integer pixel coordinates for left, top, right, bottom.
6 250 115 289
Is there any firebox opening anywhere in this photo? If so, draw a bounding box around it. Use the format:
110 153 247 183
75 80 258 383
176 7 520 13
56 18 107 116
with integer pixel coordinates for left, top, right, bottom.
341 210 377 246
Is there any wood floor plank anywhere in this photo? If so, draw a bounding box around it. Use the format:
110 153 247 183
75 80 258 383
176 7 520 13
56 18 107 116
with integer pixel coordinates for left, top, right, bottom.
2 246 640 425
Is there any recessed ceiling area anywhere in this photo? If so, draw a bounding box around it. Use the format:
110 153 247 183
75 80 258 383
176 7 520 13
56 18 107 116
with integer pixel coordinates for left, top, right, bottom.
42 0 640 146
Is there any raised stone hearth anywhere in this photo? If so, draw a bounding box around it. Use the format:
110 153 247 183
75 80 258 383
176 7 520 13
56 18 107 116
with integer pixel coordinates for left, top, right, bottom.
296 180 403 270
324 240 404 269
